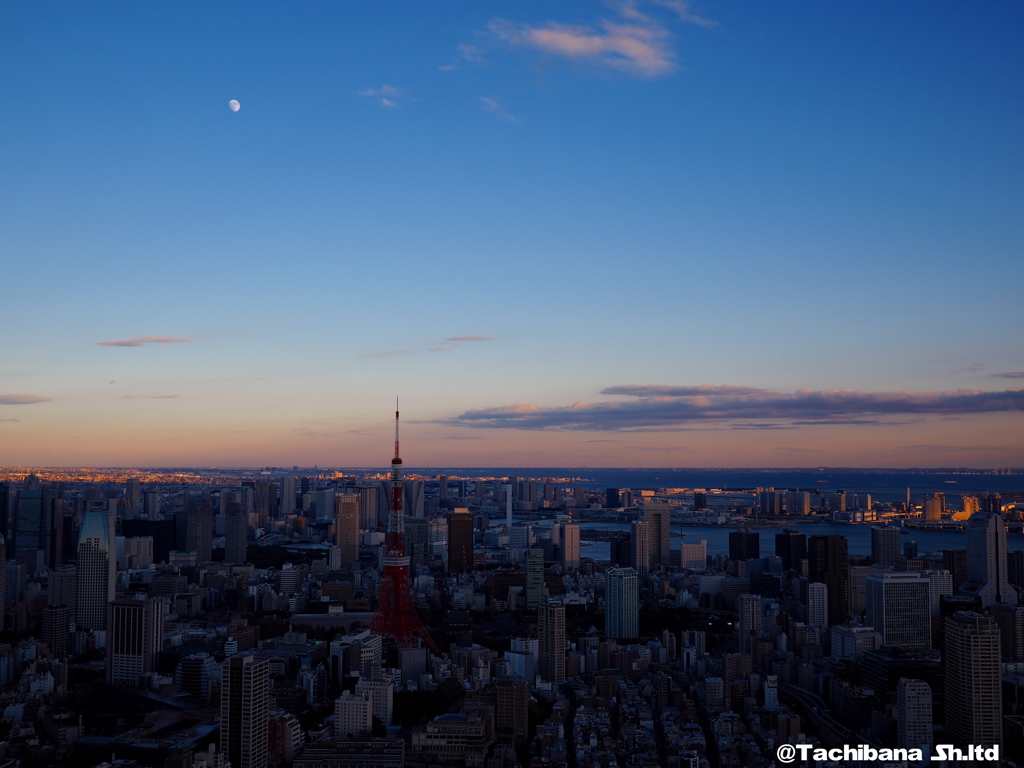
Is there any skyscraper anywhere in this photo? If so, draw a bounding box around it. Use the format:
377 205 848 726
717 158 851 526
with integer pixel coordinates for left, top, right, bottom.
538 601 566 683
221 655 270 768
774 529 806 572
865 572 931 649
182 499 213 563
42 604 71 659
14 486 62 572
785 491 810 516
0 533 5 633
224 503 248 564
630 520 649 579
447 508 474 574
75 506 115 632
758 490 781 516
680 539 707 570
561 522 580 571
281 476 297 517
644 503 672 568
335 494 360 566
107 597 165 686
961 511 1016 607
944 612 1001 748
807 582 828 630
729 528 760 562
736 593 762 655
525 548 544 609
808 535 849 624
871 526 901 567
49 564 76 615
605 567 638 640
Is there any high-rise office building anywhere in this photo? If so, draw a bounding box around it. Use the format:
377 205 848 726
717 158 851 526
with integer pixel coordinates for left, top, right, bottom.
866 572 931 649
107 597 165 686
561 522 580 571
403 480 424 518
224 503 248 564
75 506 115 632
680 539 707 571
991 603 1024 661
181 499 213 563
786 491 811 516
871 526 901 567
0 534 5 633
961 511 1016 607
335 494 360 565
0 482 11 550
944 612 1001 748
221 655 270 768
729 528 760 562
605 567 638 640
526 549 544 609
49 564 76 615
125 478 141 513
808 535 849 624
447 508 474 574
494 678 529 747
736 593 762 655
807 582 828 630
281 477 297 517
943 549 967 594
644 503 672 568
538 601 566 683
630 520 650 579
758 490 781 516
605 488 620 509
14 486 62 572
437 475 449 502
774 529 806 572
692 491 707 511
896 678 932 753
42 604 71 659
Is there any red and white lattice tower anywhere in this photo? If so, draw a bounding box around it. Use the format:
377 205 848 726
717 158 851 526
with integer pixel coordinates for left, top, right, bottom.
369 405 437 651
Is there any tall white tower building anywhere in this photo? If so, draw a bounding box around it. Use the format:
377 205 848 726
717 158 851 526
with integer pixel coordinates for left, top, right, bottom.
75 506 115 632
605 567 638 640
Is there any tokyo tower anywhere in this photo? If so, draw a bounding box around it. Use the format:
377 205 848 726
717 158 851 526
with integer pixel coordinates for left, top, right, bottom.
369 404 437 651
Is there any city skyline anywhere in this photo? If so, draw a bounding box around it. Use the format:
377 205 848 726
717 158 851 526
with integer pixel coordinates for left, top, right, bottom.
2 2 1022 468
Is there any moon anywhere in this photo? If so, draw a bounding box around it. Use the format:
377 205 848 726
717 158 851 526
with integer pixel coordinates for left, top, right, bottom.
228 100 240 112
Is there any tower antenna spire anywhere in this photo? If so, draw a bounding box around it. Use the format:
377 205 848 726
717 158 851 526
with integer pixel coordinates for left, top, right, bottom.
394 398 400 462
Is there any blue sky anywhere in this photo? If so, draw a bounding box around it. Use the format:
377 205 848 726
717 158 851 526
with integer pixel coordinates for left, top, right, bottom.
2 1 1022 467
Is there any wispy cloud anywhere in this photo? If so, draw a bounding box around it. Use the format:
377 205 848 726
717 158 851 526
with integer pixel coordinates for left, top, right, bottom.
293 428 334 438
487 0 714 79
0 394 50 405
445 335 496 342
459 43 485 63
0 418 20 423
122 395 179 399
442 435 484 440
359 84 403 108
481 97 517 122
359 349 414 358
651 0 717 28
450 384 1024 432
993 371 1024 379
97 336 192 347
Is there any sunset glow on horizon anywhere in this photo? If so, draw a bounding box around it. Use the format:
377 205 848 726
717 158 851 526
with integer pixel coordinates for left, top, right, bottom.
2 2 1022 469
